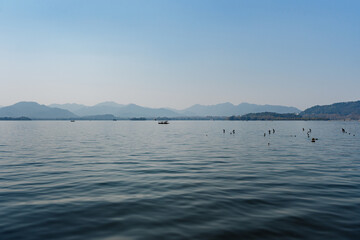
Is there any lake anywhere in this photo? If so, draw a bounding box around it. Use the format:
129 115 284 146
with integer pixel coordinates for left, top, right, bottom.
0 121 359 239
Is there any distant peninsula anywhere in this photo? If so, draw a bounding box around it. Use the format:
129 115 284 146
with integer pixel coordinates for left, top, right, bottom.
227 112 327 121
0 117 31 121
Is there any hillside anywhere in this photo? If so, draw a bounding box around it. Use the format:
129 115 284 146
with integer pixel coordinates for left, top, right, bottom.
49 103 87 113
0 102 78 119
301 100 360 119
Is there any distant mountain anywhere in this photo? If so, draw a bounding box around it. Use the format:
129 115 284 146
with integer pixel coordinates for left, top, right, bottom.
94 101 124 108
0 102 78 119
74 102 125 116
301 100 360 119
50 102 126 116
2 100 358 119
118 104 180 118
50 102 180 118
179 102 301 116
49 103 87 113
49 101 300 117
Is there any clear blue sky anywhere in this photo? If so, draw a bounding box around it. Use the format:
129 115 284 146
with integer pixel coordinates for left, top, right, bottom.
0 0 359 110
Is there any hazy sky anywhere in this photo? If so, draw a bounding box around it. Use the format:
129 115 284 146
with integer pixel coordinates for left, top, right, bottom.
0 0 359 110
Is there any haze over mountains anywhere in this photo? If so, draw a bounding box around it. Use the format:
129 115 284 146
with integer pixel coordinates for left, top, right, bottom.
1 100 359 120
0 102 77 119
0 101 300 119
50 102 180 118
177 102 300 116
50 102 301 118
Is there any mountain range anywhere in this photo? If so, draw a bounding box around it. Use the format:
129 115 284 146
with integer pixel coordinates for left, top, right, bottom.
0 101 300 119
0 100 358 120
49 102 181 118
0 102 77 119
176 102 300 116
47 101 300 118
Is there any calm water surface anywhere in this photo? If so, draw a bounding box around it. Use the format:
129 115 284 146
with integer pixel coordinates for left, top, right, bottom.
0 121 359 239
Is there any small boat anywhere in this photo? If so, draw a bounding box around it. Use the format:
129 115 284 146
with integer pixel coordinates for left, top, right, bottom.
158 121 169 124
70 120 75 122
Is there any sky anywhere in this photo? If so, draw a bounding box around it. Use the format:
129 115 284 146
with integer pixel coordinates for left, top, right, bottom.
0 0 359 110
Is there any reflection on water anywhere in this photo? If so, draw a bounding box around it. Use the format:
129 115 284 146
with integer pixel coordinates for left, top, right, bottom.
0 121 359 239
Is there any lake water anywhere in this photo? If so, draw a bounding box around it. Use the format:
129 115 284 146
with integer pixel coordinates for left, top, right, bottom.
0 121 359 239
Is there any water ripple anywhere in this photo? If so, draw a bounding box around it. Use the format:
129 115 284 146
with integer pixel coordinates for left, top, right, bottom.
0 121 359 239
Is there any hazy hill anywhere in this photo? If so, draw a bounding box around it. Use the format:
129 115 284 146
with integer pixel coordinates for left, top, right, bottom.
2 100 358 119
50 102 180 118
0 102 78 119
49 101 301 117
301 100 360 119
49 102 123 116
73 102 125 116
118 104 180 118
49 103 87 113
179 102 301 116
